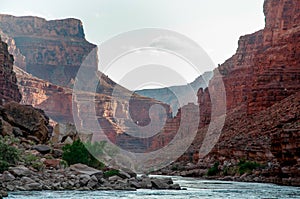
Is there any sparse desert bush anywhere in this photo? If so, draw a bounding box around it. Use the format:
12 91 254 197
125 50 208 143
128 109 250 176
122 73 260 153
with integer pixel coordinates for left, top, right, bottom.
0 136 21 173
207 162 219 176
238 160 261 175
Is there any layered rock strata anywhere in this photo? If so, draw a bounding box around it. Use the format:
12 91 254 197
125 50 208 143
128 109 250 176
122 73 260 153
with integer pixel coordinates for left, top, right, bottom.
0 15 97 87
0 36 21 104
165 0 300 186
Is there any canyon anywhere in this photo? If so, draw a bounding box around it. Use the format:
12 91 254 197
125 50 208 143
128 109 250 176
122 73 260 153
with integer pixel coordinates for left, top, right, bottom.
0 15 172 151
0 0 299 186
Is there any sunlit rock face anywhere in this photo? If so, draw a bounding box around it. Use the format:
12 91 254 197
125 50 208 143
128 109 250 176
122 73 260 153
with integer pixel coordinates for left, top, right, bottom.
0 14 97 87
204 0 300 115
170 0 300 185
0 15 173 151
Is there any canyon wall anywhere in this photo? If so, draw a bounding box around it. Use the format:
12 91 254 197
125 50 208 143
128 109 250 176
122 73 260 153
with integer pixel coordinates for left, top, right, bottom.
0 36 21 104
0 38 51 143
168 0 300 185
0 29 26 70
206 0 300 115
14 65 172 142
0 15 97 87
0 16 173 145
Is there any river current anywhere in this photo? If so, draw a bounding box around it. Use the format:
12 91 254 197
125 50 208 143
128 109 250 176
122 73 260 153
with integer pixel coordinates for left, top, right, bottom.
7 175 300 199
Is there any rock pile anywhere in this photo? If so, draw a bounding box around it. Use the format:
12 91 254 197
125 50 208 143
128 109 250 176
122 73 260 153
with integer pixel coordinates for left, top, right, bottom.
0 164 181 196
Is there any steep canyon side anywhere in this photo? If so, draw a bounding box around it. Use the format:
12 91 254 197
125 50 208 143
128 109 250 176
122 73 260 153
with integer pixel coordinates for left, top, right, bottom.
0 36 51 143
0 36 21 103
0 15 172 149
159 0 300 186
0 15 97 87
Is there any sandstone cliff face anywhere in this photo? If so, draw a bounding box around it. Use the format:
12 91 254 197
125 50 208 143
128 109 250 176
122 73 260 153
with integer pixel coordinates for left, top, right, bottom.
0 15 97 87
0 29 26 70
0 36 21 104
0 15 173 152
14 66 74 122
14 64 172 148
210 0 300 114
170 0 300 185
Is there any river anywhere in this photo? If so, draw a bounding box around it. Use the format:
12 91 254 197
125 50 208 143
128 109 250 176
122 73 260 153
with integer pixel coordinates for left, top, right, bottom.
7 175 300 199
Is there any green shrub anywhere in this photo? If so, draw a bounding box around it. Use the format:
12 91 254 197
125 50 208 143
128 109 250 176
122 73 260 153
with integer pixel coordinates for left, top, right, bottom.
238 160 261 175
0 160 10 173
104 169 119 178
207 162 219 176
31 161 44 171
62 139 105 169
22 153 44 171
171 164 179 171
223 166 229 176
0 136 20 173
60 160 68 168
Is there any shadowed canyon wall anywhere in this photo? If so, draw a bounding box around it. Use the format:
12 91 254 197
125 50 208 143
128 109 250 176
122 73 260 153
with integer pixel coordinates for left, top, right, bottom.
0 36 21 104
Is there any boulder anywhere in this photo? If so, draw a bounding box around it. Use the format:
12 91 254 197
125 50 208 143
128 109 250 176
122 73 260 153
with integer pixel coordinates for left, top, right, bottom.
8 165 32 177
25 183 42 191
139 177 152 189
32 145 52 154
52 149 63 158
120 168 137 178
1 171 15 181
117 170 131 179
20 176 36 184
169 183 181 190
52 123 78 144
151 178 170 189
160 177 173 185
108 175 123 182
0 190 8 198
69 163 103 176
0 116 13 136
129 181 142 189
3 102 51 143
87 175 98 188
79 174 90 186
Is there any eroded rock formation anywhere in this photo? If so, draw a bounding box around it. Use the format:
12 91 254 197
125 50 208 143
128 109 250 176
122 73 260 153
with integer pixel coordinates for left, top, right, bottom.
168 0 300 186
0 37 51 143
0 15 97 87
0 36 21 104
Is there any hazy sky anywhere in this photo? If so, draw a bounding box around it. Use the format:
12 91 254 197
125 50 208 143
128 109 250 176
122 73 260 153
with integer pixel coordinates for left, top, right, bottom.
1 0 265 88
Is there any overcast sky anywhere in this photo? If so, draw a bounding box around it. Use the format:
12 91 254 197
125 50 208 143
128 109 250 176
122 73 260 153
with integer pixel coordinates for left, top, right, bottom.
0 0 265 88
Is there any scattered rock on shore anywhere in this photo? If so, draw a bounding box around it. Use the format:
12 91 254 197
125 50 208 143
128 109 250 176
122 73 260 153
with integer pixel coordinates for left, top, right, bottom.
0 164 181 196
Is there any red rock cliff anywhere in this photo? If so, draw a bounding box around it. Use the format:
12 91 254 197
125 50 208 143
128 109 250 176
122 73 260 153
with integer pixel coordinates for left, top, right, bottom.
0 15 97 87
176 0 300 185
199 0 300 117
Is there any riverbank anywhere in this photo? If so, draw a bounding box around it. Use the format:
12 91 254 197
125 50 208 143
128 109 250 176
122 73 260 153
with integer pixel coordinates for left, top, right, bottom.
4 176 300 199
153 162 300 187
0 164 181 198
